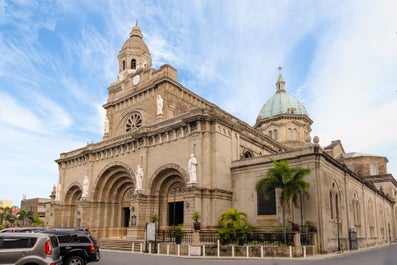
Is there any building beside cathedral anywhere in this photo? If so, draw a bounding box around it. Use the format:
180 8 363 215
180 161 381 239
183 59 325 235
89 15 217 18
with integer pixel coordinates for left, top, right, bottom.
46 22 397 253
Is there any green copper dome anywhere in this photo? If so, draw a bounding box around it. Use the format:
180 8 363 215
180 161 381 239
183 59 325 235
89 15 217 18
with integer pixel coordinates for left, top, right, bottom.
257 73 308 119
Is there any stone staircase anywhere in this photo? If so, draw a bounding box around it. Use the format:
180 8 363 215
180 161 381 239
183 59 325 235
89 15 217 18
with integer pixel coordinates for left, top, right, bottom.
99 239 144 252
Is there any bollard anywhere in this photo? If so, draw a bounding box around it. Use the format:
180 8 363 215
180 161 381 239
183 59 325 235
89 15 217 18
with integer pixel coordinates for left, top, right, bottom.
303 246 306 258
289 245 292 258
246 246 249 258
232 245 235 257
166 244 169 255
203 244 206 257
177 244 180 256
217 240 220 258
157 243 160 254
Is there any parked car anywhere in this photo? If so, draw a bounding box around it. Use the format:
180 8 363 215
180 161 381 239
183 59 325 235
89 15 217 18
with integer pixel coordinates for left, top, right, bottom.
0 227 46 233
42 229 100 265
0 232 62 265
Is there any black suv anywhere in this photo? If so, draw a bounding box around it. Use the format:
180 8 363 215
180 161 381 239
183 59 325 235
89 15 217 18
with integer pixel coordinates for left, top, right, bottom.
42 229 100 265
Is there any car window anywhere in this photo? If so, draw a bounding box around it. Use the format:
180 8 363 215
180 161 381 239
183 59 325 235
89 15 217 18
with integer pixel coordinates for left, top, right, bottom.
78 236 90 243
0 237 37 249
49 235 59 247
58 234 79 243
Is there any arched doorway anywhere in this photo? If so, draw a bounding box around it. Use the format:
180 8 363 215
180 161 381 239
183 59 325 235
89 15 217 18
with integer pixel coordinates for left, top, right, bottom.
63 185 82 227
149 164 188 230
167 181 185 227
93 164 135 236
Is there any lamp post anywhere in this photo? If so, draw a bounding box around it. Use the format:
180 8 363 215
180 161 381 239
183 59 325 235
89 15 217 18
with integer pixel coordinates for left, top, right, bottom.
336 216 341 252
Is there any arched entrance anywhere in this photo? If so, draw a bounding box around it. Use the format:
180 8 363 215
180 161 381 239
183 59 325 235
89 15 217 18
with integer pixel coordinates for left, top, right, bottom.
149 164 188 230
93 164 135 237
167 181 185 227
63 185 82 227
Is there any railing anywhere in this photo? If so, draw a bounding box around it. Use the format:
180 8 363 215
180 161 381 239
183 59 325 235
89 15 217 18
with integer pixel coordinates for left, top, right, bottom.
156 230 314 246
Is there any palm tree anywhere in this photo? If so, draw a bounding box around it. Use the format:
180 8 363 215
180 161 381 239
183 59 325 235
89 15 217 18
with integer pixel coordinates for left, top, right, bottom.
18 210 27 226
218 208 251 244
256 159 310 242
3 207 15 227
26 211 34 226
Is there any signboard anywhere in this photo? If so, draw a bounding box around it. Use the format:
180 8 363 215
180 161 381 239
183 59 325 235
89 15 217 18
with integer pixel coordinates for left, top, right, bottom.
146 223 156 241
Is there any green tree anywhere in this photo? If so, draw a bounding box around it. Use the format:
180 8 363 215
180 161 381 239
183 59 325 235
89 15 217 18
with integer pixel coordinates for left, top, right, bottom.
31 216 44 227
217 208 252 244
256 159 310 241
26 211 34 226
18 210 27 226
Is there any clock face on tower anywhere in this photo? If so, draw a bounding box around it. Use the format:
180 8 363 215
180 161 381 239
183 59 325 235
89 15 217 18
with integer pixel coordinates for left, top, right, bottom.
133 74 140 85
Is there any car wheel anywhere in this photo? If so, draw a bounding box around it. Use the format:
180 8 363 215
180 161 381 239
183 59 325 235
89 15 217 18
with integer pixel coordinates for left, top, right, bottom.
66 256 85 265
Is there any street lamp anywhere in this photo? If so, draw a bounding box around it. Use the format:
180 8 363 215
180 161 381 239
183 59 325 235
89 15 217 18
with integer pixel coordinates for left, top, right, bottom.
336 216 341 252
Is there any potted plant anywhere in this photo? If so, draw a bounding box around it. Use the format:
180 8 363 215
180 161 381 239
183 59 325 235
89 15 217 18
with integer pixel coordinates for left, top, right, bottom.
151 213 158 223
172 224 185 244
306 221 317 233
192 211 201 231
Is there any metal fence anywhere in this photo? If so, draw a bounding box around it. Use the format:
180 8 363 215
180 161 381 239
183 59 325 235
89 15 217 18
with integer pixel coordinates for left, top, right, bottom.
156 230 313 246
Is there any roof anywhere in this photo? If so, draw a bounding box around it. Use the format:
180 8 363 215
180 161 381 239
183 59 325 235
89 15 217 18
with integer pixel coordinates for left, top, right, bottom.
257 73 308 119
120 22 150 55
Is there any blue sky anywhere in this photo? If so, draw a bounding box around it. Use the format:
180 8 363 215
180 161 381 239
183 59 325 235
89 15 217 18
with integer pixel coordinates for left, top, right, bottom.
1 0 396 206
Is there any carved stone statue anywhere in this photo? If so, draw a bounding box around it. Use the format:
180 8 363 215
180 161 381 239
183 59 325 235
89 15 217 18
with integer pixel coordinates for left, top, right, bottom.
104 116 109 134
156 95 163 115
135 165 144 191
188 153 198 183
82 176 89 199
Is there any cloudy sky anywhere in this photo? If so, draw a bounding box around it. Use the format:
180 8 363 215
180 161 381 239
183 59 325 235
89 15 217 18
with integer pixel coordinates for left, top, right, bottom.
1 0 396 205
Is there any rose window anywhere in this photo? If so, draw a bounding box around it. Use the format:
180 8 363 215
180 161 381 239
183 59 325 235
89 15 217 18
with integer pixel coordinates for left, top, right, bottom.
125 112 142 132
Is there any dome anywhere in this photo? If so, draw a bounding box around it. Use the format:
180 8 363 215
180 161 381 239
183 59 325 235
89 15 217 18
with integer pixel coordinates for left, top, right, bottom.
257 73 308 119
121 23 151 54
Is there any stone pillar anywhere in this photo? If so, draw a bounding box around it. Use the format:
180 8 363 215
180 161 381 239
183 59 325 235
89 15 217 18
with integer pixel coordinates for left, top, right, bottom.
193 231 200 246
312 233 318 254
190 232 201 256
293 233 302 256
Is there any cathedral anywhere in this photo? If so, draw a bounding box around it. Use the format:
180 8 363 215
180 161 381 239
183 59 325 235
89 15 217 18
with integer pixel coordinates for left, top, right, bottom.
46 22 397 253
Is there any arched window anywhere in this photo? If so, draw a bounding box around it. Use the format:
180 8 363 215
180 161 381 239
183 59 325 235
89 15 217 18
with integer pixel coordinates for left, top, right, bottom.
293 129 298 140
330 191 334 219
273 129 278 141
125 112 142 132
268 131 273 138
353 193 360 227
287 128 292 140
122 60 126 70
330 182 340 220
131 59 137 69
243 151 253 159
368 199 374 236
257 188 276 215
370 164 378 175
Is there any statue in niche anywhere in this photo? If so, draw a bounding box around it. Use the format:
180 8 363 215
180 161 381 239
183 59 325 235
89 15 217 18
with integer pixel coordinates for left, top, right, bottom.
82 176 89 199
135 165 144 191
104 116 109 134
156 95 163 115
188 153 198 184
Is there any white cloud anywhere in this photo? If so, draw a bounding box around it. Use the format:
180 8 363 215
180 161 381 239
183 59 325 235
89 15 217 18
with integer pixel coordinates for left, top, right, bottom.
0 92 42 132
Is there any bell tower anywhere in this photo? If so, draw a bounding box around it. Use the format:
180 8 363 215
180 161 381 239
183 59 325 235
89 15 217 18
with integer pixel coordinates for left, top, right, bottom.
117 20 152 81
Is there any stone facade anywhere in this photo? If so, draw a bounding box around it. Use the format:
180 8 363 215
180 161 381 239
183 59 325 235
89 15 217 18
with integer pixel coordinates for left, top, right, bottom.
46 22 397 254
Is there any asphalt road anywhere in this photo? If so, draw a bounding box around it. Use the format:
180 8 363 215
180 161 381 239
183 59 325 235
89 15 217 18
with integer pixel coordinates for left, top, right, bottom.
97 244 397 265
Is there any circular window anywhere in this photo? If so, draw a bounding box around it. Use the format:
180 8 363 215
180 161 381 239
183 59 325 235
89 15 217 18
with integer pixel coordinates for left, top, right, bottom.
125 112 142 132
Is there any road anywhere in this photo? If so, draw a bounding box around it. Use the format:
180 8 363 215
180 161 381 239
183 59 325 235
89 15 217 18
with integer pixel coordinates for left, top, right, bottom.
97 244 397 265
